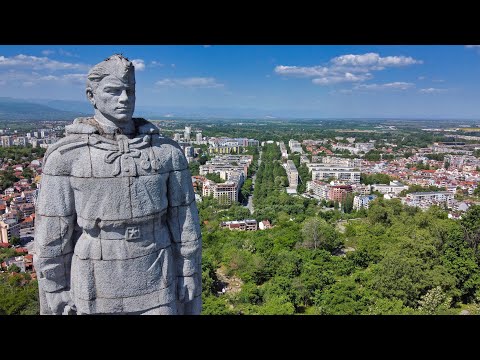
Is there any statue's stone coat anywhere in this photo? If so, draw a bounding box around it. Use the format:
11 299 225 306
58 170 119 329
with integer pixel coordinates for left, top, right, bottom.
34 116 202 314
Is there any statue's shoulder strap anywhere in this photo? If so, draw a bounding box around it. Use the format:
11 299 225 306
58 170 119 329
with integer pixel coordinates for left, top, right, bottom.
43 134 89 167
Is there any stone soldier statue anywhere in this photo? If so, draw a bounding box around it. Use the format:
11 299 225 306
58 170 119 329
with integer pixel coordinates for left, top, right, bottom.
33 54 202 315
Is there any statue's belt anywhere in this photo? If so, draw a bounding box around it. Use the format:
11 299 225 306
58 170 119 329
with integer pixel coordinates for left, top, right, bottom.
80 212 169 242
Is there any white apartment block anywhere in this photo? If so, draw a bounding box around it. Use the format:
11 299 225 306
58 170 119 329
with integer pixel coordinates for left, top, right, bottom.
288 139 304 154
184 126 191 142
285 160 298 188
353 195 377 210
279 142 288 159
1 136 12 147
371 181 408 195
306 180 330 200
313 156 362 169
355 142 375 152
310 165 361 183
203 180 238 205
406 191 454 203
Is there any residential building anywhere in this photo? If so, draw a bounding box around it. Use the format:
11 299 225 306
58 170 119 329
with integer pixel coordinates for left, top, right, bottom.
203 180 238 205
371 181 408 195
221 219 258 231
353 194 377 210
328 185 352 202
0 219 20 244
285 160 298 189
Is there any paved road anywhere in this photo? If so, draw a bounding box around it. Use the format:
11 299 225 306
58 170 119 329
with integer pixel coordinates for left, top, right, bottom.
245 150 262 215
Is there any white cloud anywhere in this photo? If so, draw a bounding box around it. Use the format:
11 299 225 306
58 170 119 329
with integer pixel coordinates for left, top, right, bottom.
312 72 370 85
61 73 87 85
203 45 212 48
155 77 223 88
131 59 145 71
432 79 445 83
418 76 426 80
0 54 89 71
42 50 55 56
466 45 480 48
355 82 415 91
419 87 447 93
58 49 78 57
329 89 353 95
275 52 422 87
150 61 163 67
274 65 329 77
332 52 379 67
39 75 59 81
332 52 422 69
0 70 87 86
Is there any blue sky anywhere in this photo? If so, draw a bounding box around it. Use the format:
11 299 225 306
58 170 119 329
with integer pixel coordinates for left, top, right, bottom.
1 45 480 118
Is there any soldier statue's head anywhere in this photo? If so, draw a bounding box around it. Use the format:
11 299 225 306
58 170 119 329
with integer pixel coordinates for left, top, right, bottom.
86 54 136 125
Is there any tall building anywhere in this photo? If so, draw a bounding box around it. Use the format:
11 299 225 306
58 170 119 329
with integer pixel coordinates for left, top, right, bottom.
184 126 191 142
0 219 20 244
329 185 352 202
196 132 202 143
286 160 299 189
203 180 238 205
174 133 181 142
1 136 12 147
184 146 194 158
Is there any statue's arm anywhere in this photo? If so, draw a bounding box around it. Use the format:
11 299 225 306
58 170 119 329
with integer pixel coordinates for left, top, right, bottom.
33 173 77 315
166 150 202 314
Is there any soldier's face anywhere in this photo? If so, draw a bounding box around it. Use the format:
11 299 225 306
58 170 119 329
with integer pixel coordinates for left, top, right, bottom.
94 76 135 123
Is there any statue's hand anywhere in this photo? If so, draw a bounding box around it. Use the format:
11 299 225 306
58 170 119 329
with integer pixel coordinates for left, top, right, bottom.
45 290 76 315
177 274 201 303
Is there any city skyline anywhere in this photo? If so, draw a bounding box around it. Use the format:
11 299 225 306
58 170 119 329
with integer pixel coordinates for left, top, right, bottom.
1 45 480 119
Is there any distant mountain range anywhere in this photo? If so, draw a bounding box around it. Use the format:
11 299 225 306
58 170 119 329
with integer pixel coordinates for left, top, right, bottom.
0 97 287 121
0 97 89 121
1 97 476 122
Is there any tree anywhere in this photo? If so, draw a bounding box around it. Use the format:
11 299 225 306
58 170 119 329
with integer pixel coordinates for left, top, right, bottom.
474 187 480 197
22 167 34 179
199 155 208 165
9 236 20 246
205 172 223 183
8 264 20 273
300 217 341 252
460 205 480 256
417 286 452 315
342 193 354 214
188 161 200 176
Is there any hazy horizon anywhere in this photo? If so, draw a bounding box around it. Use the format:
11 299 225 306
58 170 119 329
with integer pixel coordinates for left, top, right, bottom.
1 45 480 119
